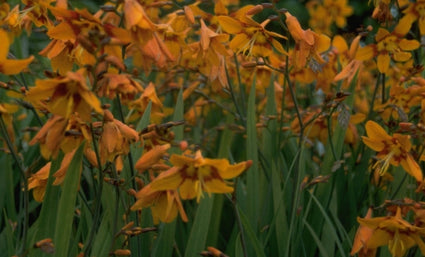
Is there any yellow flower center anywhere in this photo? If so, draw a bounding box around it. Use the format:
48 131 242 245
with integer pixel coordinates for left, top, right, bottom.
377 36 398 52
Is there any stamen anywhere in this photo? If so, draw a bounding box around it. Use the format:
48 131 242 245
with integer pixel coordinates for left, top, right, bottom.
372 148 396 176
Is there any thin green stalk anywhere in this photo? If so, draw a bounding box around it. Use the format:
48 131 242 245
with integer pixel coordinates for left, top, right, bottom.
114 93 142 256
367 74 381 121
83 123 105 256
326 108 338 161
224 62 245 126
390 172 408 200
381 73 386 104
109 165 122 253
0 115 28 257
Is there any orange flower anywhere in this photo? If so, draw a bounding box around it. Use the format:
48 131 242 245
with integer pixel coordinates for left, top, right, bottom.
362 120 423 181
285 12 330 69
0 29 34 75
123 0 174 71
28 149 78 202
399 0 425 35
135 144 170 172
355 27 420 73
350 208 376 257
0 103 19 143
307 0 353 35
128 82 170 124
26 68 103 121
148 150 252 202
130 184 188 224
98 110 139 164
375 83 424 121
96 73 144 102
39 7 129 74
218 12 286 57
20 0 54 28
190 19 231 89
29 113 91 159
356 207 425 257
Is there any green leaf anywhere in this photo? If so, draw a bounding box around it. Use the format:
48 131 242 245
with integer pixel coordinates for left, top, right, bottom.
245 81 259 232
303 220 330 257
36 154 63 242
0 155 17 222
237 206 267 257
151 221 176 257
136 101 152 131
53 143 85 257
184 196 214 257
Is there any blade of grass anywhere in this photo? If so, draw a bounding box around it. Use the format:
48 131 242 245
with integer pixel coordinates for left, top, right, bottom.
91 209 113 257
236 206 267 257
303 219 330 257
136 101 152 131
151 221 177 257
53 143 85 257
2 211 15 257
0 155 17 223
308 191 347 257
184 196 214 257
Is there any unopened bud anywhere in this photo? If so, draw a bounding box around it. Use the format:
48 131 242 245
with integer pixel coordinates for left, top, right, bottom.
100 5 115 12
241 61 257 68
179 140 188 151
246 5 263 15
277 8 288 14
261 3 274 8
268 15 279 21
113 249 131 256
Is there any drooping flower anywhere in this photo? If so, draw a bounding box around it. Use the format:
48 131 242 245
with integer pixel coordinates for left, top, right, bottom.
29 113 91 159
127 82 171 124
97 110 139 164
26 68 103 121
350 208 376 257
285 12 330 69
28 149 78 202
0 103 19 143
362 120 423 181
130 183 188 224
96 73 144 103
123 0 174 71
135 144 170 172
148 150 252 202
356 207 425 257
39 6 129 74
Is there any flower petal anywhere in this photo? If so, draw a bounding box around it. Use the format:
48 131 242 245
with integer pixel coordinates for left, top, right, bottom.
377 53 390 73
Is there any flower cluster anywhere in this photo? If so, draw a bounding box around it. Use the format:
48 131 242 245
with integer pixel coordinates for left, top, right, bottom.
3 0 425 256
